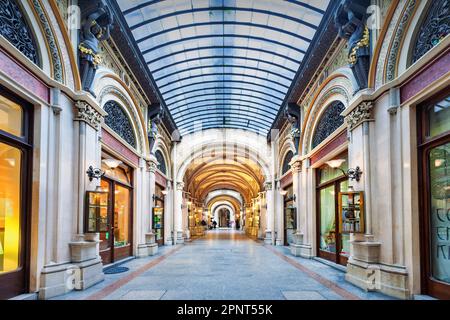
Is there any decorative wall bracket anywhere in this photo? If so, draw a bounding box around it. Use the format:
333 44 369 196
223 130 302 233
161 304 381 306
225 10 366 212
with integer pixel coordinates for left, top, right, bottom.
86 166 104 181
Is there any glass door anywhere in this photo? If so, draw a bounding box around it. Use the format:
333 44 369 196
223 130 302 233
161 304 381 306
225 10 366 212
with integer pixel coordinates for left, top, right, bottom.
284 185 296 245
316 154 349 266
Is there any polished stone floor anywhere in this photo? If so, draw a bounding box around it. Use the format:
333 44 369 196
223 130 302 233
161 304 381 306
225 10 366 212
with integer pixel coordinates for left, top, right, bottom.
55 230 393 300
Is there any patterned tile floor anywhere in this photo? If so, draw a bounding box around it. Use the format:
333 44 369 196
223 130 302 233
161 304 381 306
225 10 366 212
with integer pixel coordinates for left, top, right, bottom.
53 230 394 300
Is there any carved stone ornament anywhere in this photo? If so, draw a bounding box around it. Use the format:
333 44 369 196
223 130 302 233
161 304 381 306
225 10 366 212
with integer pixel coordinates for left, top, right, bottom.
176 182 185 191
74 101 103 130
345 101 374 131
264 182 273 191
147 160 157 173
290 160 302 174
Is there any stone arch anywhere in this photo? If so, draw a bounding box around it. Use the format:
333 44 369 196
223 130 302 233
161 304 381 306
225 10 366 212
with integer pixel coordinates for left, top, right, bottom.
300 74 351 155
96 74 147 154
177 142 272 184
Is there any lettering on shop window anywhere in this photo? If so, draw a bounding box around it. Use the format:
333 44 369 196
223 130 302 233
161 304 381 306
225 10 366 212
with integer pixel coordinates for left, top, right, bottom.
435 208 450 260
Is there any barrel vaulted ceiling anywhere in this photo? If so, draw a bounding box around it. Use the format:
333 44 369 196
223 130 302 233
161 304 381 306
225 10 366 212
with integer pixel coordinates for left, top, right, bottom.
115 0 331 135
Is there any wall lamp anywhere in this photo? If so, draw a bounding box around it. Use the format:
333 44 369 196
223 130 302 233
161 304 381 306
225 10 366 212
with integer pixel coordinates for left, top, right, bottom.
86 166 104 182
325 159 363 182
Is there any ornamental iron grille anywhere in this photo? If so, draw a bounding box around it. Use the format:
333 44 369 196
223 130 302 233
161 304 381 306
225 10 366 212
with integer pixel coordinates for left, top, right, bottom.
0 0 39 65
312 101 345 149
155 150 167 175
104 100 137 148
282 151 294 175
411 0 450 64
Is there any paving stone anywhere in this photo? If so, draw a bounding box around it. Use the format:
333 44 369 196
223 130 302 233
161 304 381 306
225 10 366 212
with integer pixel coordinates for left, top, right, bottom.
119 290 166 300
282 291 327 300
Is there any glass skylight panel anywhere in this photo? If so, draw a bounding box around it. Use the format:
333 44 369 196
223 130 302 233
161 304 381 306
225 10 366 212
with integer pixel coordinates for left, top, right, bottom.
118 0 330 134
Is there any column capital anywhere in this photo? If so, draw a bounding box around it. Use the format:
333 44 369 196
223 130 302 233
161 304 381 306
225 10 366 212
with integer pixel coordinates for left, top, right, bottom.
74 101 103 130
147 160 157 173
345 101 374 132
264 182 273 191
289 158 302 173
176 182 185 191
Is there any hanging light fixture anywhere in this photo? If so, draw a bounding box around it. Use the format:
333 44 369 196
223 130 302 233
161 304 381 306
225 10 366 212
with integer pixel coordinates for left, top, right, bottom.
325 159 363 182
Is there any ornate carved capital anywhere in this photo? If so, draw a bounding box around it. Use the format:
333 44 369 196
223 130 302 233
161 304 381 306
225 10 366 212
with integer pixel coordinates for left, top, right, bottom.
345 101 374 131
290 160 302 174
264 182 272 191
147 160 157 173
176 182 185 191
74 101 103 130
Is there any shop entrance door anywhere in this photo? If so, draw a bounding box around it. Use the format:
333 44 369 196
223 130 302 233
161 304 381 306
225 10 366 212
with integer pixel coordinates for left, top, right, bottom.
99 176 133 264
316 155 350 266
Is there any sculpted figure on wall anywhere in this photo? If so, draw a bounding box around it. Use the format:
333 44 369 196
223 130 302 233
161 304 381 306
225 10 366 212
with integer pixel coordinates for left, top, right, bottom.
79 2 114 95
334 0 370 92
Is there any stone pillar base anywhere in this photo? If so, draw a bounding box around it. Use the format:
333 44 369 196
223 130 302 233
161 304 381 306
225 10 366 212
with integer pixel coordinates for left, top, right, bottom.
264 230 272 245
38 258 104 300
346 258 410 299
290 244 313 258
177 231 184 244
345 236 410 299
137 243 159 257
39 236 104 300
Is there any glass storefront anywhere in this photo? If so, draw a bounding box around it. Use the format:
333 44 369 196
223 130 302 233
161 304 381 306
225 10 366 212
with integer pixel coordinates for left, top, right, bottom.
317 153 349 265
153 184 164 246
0 88 31 299
0 143 21 274
420 94 450 299
284 184 296 245
95 157 133 264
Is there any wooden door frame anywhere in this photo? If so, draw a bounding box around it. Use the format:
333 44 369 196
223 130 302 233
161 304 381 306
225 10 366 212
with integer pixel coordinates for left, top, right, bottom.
316 174 348 266
0 86 33 299
418 90 450 299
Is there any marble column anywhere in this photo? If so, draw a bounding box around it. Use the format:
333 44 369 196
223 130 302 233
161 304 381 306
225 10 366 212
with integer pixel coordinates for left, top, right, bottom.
264 182 274 245
174 182 185 244
137 156 158 257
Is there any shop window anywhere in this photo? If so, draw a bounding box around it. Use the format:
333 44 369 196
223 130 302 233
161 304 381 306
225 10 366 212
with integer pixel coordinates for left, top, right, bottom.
0 94 23 137
411 0 450 65
155 150 167 175
0 87 32 299
0 0 40 65
103 100 137 148
0 143 21 273
312 101 345 149
282 151 294 175
419 92 450 299
426 96 450 138
114 185 130 247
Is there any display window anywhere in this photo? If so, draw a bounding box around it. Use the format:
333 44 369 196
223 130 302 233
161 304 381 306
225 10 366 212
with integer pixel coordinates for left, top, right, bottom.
419 92 450 299
284 184 296 245
0 87 32 299
153 184 165 246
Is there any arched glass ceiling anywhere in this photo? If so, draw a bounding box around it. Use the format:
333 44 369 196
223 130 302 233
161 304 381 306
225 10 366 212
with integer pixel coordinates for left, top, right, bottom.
116 0 330 135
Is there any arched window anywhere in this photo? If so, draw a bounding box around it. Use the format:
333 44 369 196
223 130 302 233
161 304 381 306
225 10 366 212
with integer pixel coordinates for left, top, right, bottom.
282 151 294 175
155 150 167 175
411 0 450 64
0 0 40 65
312 101 345 149
103 100 137 148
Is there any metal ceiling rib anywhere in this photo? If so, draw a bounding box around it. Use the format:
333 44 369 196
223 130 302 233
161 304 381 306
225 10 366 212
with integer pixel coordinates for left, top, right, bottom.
116 0 330 135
